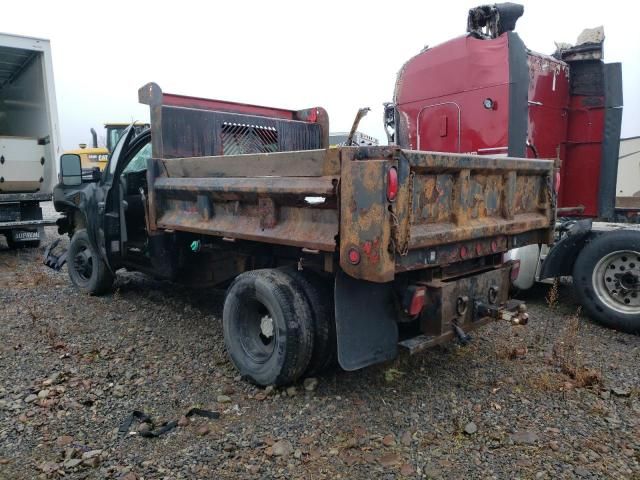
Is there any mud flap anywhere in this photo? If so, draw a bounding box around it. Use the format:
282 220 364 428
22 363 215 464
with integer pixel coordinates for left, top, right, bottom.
334 269 398 371
539 219 592 279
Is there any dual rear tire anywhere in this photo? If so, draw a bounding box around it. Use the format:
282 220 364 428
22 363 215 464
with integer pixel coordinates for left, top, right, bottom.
223 268 336 386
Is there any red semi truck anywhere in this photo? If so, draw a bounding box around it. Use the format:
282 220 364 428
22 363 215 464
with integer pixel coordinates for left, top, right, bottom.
384 3 640 333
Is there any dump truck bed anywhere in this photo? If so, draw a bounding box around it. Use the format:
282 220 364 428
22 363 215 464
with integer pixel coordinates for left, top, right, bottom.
148 146 554 283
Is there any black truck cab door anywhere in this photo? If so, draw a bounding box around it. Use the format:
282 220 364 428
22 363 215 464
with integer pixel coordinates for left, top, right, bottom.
100 126 137 267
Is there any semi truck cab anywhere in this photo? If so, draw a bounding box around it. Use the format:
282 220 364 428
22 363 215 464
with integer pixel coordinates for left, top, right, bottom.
385 3 639 333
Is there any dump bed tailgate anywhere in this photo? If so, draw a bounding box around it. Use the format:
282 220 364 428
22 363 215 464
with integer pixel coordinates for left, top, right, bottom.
339 147 554 281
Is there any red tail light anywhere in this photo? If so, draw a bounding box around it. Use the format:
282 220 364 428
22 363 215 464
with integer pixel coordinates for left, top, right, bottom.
554 171 561 195
510 259 521 282
407 286 426 316
387 167 398 202
348 247 361 265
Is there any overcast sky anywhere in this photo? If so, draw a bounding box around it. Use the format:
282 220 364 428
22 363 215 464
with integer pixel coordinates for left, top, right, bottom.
4 0 640 149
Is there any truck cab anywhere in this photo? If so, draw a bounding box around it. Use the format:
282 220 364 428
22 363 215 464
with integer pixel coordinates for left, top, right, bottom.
54 125 153 278
384 3 639 333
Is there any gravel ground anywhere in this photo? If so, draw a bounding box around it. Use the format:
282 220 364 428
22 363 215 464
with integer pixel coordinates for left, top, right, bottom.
1 228 639 480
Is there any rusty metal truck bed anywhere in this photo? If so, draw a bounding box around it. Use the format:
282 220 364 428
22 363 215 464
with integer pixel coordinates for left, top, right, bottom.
149 146 554 283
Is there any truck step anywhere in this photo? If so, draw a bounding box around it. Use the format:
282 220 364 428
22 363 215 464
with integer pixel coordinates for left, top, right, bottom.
398 333 454 355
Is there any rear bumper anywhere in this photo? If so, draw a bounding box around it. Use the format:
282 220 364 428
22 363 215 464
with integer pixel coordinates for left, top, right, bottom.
0 219 56 230
421 264 511 331
335 262 523 371
399 263 522 354
0 192 52 202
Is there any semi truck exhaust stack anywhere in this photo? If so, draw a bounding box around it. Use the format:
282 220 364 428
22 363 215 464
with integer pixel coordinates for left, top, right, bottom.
467 3 524 38
90 128 98 148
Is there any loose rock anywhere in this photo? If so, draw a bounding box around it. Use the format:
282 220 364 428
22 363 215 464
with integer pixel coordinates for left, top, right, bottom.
510 431 539 445
611 387 631 397
379 453 401 467
464 422 478 435
286 386 297 397
303 378 319 392
56 435 73 446
272 439 293 457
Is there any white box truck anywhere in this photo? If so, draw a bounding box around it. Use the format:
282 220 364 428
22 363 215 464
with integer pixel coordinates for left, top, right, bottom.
0 33 60 247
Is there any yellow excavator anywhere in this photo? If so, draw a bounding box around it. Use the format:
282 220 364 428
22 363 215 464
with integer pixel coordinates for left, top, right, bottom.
66 122 149 170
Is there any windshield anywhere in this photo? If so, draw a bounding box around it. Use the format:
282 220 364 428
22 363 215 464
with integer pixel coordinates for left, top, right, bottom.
122 143 152 174
106 125 134 180
107 127 126 152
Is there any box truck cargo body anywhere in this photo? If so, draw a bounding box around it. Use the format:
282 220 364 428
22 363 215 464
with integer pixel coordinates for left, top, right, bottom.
0 32 60 246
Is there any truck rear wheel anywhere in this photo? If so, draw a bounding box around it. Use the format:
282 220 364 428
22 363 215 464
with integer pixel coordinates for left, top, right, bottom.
223 269 314 386
282 268 337 376
67 230 114 295
573 230 640 333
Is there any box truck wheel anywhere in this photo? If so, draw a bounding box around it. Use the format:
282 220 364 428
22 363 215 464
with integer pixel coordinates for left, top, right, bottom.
67 230 114 295
223 269 314 386
573 230 640 333
281 268 337 376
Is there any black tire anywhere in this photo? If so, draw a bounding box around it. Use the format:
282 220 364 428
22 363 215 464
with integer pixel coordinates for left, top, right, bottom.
281 268 337 376
223 269 314 386
573 230 640 333
67 229 114 295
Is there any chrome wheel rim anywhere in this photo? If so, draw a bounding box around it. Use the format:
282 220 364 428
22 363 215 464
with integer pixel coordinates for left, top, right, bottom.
593 250 640 314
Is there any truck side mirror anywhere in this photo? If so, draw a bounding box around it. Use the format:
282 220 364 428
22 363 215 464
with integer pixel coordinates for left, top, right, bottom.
60 154 82 186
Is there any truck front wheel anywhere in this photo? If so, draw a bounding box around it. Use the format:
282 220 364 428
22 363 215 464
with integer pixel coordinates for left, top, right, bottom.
573 230 640 333
67 230 114 295
223 269 314 386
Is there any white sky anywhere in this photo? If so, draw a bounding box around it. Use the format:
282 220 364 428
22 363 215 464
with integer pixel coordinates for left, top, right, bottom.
3 0 640 149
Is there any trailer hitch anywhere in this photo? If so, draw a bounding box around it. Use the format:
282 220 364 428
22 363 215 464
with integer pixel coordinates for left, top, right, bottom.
452 322 472 345
43 239 68 271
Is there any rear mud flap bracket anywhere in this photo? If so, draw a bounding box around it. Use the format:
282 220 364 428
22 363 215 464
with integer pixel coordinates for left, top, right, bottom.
334 269 398 371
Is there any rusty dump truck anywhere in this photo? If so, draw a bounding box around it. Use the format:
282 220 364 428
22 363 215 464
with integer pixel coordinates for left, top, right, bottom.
50 80 554 386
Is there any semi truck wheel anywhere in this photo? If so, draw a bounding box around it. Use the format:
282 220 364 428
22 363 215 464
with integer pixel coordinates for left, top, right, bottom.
573 230 640 333
282 268 337 376
67 230 114 295
223 269 314 386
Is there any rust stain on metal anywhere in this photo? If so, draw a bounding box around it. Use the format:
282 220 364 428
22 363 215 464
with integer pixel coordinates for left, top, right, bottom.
258 197 278 229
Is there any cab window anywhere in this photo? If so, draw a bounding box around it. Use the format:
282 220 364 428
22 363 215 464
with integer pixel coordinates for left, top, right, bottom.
123 143 152 174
